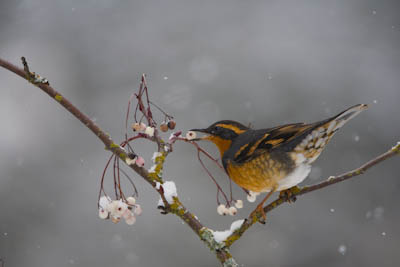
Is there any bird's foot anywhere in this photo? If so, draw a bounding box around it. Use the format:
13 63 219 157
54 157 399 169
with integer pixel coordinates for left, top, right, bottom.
250 203 267 224
250 189 275 224
279 186 300 203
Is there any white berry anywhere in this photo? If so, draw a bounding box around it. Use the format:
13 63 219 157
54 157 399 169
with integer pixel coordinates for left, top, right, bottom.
247 194 256 203
228 206 237 216
127 197 136 205
222 206 229 216
217 204 226 215
99 196 111 210
122 209 133 219
139 122 147 131
186 131 197 140
125 157 136 165
235 199 243 209
247 191 259 203
145 126 155 137
132 122 141 132
98 208 108 219
134 204 142 216
106 200 119 213
125 215 136 225
114 200 128 216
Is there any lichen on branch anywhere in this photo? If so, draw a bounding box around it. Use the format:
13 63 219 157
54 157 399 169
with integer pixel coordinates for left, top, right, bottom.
0 56 398 267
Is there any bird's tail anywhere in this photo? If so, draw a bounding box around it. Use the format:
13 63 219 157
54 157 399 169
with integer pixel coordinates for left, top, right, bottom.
327 104 368 134
294 104 368 163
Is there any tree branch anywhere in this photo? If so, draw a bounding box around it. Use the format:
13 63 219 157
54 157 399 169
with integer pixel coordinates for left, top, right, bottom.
1 56 397 266
0 57 237 266
224 142 399 247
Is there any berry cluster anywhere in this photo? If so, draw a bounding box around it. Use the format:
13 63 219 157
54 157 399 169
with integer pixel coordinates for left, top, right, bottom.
131 122 155 137
159 119 176 132
98 196 142 225
217 200 243 216
100 74 250 227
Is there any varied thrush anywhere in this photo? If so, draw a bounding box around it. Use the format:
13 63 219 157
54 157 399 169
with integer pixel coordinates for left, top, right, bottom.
191 104 368 221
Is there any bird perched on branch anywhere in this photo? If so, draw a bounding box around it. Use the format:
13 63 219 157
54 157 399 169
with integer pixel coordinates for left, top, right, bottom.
191 104 368 222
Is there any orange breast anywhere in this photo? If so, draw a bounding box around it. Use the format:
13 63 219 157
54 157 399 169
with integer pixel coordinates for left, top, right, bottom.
226 152 287 192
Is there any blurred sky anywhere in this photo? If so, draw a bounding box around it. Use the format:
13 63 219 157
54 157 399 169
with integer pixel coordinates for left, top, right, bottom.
0 1 399 266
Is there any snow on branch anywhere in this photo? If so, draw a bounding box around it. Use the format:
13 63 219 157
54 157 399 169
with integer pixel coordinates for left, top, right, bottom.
0 56 398 267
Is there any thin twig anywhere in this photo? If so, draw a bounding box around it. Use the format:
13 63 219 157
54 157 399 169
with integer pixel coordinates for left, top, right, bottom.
149 100 173 119
118 168 139 197
171 137 235 204
172 137 225 170
197 149 230 204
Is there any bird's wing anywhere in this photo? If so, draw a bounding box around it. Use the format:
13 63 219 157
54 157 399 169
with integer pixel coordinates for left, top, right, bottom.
231 104 368 165
233 123 316 163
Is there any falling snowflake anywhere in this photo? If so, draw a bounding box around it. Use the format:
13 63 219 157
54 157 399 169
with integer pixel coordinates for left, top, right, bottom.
366 206 384 221
338 244 347 255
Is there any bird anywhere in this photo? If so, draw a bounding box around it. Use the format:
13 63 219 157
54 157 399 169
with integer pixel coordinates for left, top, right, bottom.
191 104 368 222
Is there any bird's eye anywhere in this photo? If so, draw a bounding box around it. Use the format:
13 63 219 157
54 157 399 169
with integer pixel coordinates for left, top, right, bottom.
210 126 219 134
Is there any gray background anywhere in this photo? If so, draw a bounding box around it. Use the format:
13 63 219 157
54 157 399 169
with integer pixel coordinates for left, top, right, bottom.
1 0 399 266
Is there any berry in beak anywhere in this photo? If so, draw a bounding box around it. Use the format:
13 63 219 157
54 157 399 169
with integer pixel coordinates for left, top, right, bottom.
189 128 210 141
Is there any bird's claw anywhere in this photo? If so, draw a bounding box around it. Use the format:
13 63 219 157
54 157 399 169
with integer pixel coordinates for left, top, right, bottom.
279 186 300 203
251 204 267 224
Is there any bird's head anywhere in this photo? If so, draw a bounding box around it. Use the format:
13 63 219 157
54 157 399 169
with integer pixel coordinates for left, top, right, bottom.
191 120 249 157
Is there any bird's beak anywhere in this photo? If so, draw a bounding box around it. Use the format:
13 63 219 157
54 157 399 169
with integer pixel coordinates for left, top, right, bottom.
190 128 211 141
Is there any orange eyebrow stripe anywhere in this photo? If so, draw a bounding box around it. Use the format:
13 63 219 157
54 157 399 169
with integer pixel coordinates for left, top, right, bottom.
215 124 247 134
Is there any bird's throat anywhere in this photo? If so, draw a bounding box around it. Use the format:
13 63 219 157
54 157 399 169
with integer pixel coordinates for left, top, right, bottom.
206 136 232 158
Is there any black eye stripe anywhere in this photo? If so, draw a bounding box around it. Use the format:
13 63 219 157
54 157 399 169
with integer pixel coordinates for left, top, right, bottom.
210 126 220 134
207 125 240 140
